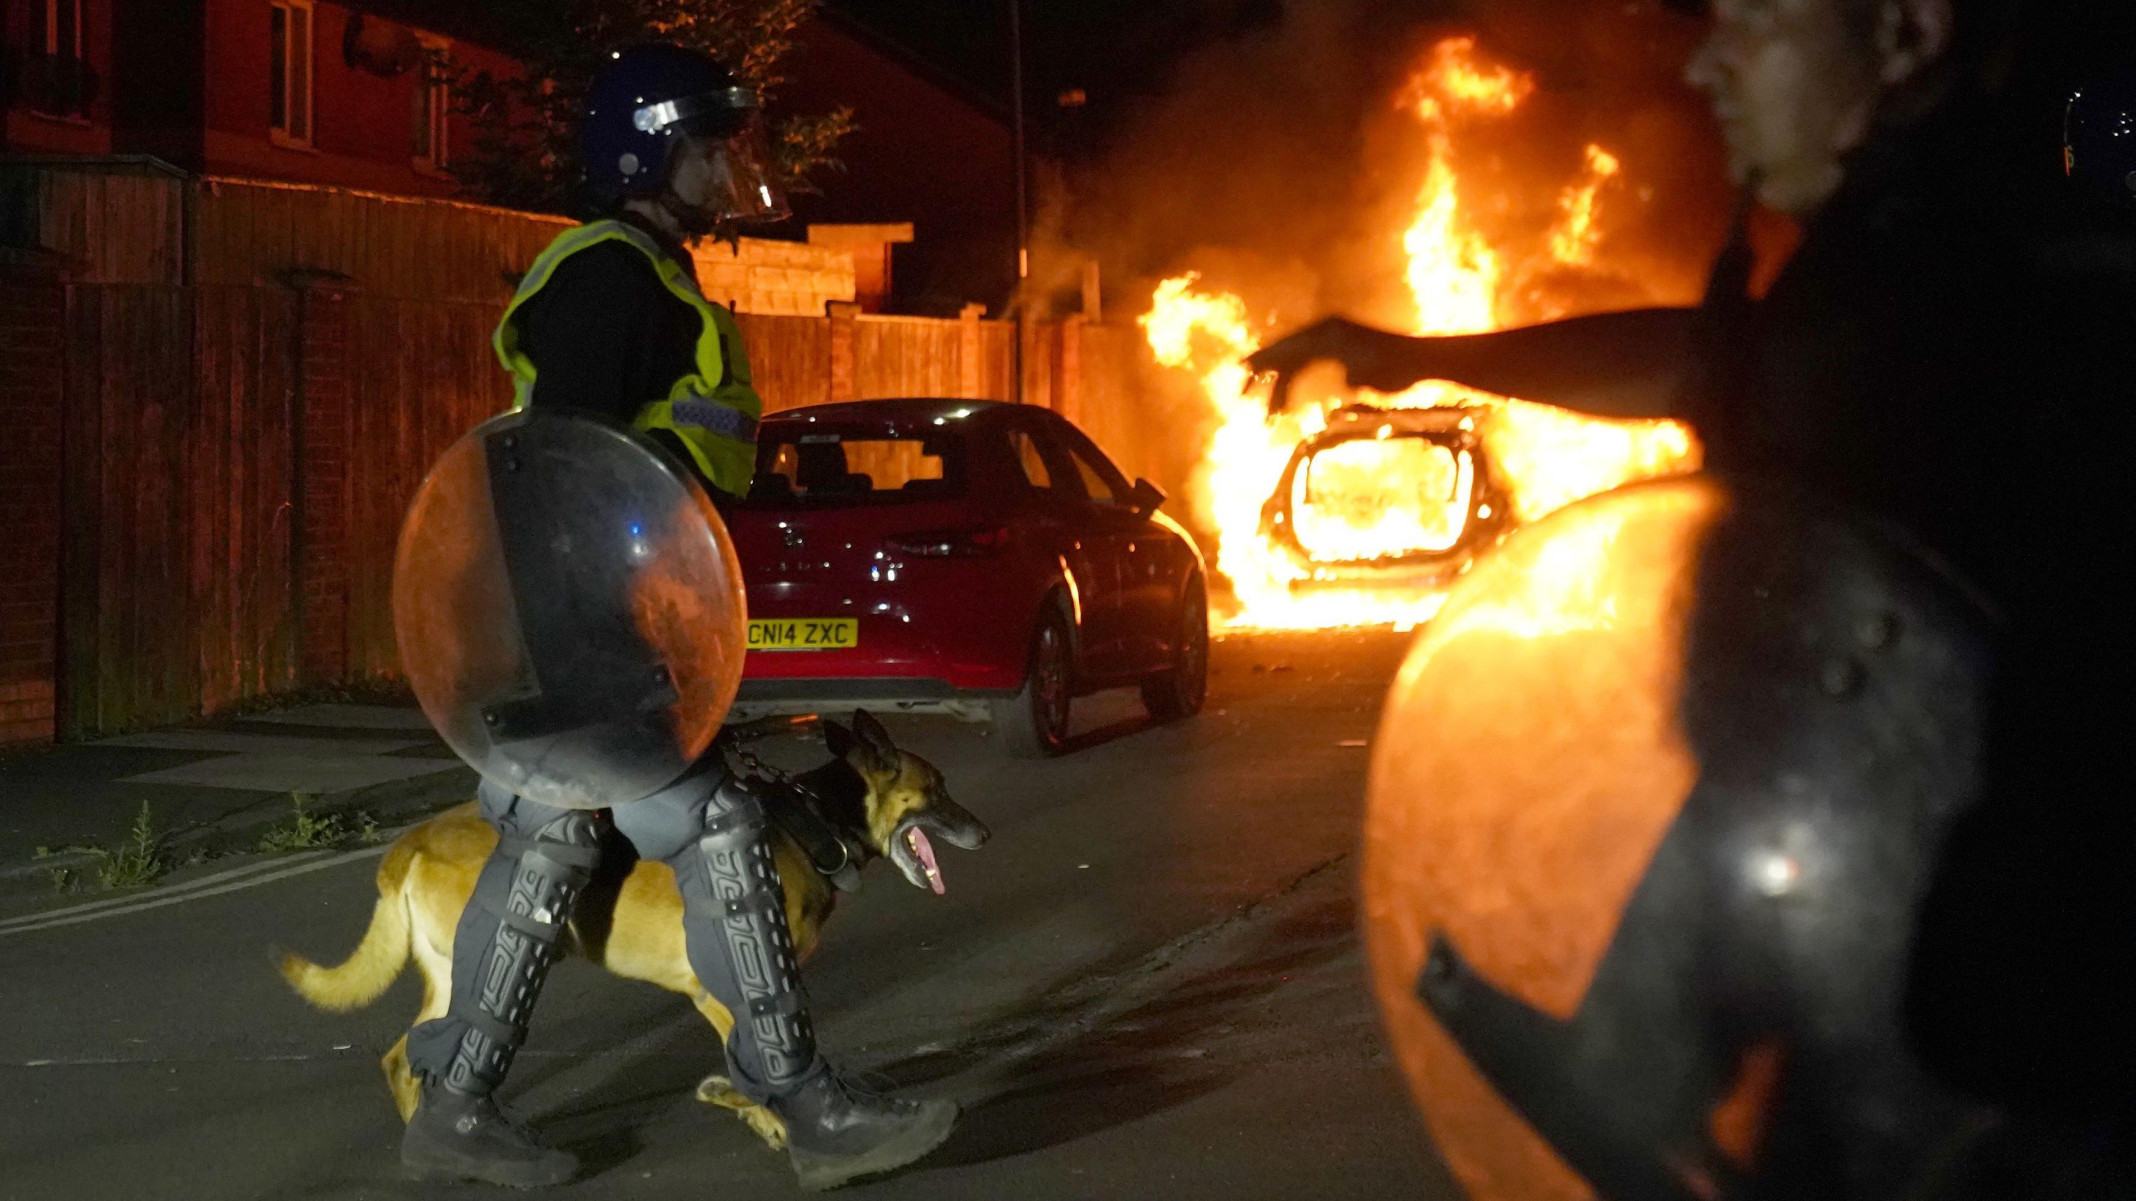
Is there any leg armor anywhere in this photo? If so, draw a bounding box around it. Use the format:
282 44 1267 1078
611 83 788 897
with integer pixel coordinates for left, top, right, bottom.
614 771 821 1099
405 782 605 1097
615 769 958 1189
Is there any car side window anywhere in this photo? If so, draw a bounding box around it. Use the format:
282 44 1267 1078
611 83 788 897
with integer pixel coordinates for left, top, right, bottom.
1008 429 1055 490
1056 426 1132 509
1068 449 1120 506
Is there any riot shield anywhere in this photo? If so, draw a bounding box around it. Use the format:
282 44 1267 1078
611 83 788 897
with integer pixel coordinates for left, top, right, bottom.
1359 474 1998 1201
392 410 747 810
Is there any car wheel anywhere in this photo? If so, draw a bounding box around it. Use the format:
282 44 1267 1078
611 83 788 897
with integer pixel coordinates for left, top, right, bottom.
1141 582 1209 722
991 608 1075 758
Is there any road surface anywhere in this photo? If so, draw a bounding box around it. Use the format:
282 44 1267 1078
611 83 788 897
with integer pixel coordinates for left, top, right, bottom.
0 630 1461 1201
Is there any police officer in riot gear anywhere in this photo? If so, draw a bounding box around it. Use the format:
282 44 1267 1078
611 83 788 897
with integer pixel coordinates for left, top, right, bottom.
394 45 958 1190
1251 0 2136 1195
498 43 785 499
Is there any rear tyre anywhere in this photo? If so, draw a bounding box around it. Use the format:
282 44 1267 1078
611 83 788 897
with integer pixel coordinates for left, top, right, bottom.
992 608 1074 758
1142 582 1209 722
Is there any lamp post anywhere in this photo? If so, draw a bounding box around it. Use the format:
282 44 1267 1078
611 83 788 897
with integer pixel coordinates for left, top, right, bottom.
1009 0 1028 404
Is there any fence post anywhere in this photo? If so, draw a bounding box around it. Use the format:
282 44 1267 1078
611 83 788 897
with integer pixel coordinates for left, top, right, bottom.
1055 314 1083 424
292 276 355 687
826 300 860 403
0 249 69 745
959 303 985 399
1020 318 1050 411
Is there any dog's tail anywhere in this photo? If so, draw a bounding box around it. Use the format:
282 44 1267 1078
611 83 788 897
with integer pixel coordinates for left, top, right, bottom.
277 841 414 1012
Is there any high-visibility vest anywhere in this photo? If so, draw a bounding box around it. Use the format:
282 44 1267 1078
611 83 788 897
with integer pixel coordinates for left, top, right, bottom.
493 219 761 497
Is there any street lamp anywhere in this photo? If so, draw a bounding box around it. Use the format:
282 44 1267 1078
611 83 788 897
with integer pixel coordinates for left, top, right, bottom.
1009 0 1028 404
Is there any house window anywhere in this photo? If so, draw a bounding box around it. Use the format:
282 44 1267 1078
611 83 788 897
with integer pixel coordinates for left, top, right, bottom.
269 0 314 146
412 37 451 169
34 0 85 61
27 0 93 120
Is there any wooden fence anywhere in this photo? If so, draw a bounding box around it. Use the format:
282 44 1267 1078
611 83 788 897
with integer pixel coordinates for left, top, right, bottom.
17 278 1171 740
2 159 863 314
0 160 1186 742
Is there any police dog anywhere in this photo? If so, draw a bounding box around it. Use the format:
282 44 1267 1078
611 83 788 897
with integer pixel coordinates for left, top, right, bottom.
278 711 987 1151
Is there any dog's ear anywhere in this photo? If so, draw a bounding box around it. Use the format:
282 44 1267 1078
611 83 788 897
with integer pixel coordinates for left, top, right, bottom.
853 710 898 762
826 716 893 774
823 719 859 763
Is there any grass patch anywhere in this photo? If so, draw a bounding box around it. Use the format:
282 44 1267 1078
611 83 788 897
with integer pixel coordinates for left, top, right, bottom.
256 791 379 853
91 801 168 889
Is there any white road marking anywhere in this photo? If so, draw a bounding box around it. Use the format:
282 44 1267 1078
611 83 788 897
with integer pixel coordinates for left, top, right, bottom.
0 844 390 940
0 851 335 926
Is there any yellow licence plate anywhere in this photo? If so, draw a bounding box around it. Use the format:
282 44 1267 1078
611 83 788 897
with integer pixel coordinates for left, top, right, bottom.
747 618 859 652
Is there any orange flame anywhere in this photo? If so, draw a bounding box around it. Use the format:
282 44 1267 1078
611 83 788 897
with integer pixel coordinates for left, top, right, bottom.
1400 36 1534 125
1143 37 1701 631
1550 145 1623 267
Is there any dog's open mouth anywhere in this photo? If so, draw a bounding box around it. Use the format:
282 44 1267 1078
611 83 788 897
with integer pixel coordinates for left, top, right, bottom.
905 826 944 895
887 800 983 895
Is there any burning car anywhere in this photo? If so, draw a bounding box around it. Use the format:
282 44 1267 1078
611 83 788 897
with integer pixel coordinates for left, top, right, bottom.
1258 405 1512 592
1140 35 1705 631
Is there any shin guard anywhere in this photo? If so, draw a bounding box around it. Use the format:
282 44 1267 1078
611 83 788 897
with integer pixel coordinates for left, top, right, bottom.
666 776 821 1097
406 807 604 1096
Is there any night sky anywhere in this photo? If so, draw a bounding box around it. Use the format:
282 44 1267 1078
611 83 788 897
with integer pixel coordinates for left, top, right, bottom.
826 0 1345 160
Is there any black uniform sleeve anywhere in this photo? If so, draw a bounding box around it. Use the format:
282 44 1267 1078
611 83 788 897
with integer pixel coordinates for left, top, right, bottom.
518 241 668 424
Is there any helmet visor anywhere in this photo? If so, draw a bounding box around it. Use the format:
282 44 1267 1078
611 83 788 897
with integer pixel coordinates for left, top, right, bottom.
635 88 791 225
697 117 791 225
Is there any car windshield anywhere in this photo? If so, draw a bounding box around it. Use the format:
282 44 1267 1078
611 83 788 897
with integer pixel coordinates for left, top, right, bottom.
742 426 966 507
1289 434 1475 561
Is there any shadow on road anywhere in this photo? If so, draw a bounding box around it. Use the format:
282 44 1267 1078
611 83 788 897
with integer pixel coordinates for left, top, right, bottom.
890 880 1357 1165
1058 710 1158 757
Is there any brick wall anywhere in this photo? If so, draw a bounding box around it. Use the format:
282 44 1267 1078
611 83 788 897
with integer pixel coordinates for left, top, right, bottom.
694 237 858 318
0 266 66 745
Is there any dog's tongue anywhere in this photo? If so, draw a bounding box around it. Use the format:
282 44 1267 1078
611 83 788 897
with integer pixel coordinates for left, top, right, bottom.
906 827 945 895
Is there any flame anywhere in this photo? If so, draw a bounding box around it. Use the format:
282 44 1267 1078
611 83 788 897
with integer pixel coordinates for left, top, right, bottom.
1550 145 1623 267
1400 36 1534 125
1142 37 1702 631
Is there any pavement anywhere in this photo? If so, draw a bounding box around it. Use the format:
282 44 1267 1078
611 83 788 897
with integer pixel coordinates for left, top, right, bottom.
0 701 474 896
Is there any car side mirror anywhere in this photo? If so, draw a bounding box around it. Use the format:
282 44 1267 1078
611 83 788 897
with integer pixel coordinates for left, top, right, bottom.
1128 478 1166 516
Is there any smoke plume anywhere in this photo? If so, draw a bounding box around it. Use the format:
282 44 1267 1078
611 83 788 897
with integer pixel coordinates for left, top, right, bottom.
1033 0 1737 329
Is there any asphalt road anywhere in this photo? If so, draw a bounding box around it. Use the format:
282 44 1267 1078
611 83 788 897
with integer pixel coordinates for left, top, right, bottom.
0 630 1460 1201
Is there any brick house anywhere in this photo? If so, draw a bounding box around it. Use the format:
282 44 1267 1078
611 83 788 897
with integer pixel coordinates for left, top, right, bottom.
2 0 1014 306
781 15 1017 314
4 0 510 195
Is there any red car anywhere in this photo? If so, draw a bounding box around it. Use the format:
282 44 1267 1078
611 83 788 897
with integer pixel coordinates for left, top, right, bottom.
725 398 1209 756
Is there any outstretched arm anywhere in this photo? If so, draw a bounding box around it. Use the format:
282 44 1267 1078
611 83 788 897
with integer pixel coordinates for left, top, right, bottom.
1246 309 1702 420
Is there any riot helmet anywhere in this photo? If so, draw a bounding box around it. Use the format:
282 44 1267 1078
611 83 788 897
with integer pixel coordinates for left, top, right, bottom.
581 44 790 229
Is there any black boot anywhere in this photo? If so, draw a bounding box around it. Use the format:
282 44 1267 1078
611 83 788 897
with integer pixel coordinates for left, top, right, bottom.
401 1084 578 1188
777 1071 959 1191
654 775 958 1188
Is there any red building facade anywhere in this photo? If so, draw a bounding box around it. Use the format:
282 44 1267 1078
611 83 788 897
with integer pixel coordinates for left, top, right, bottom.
6 1 1015 307
3 0 112 155
4 0 517 196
